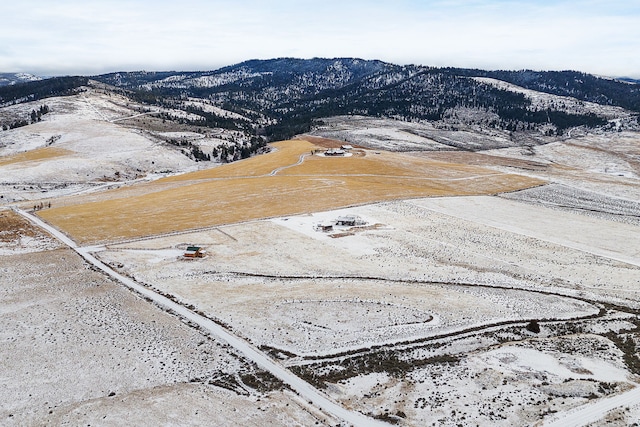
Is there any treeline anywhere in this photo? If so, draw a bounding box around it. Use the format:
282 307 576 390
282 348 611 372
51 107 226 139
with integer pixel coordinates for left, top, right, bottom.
154 105 246 131
1 104 50 130
165 135 267 163
263 70 609 139
494 107 607 134
0 76 87 105
182 105 244 131
452 68 640 112
212 137 267 163
92 71 196 88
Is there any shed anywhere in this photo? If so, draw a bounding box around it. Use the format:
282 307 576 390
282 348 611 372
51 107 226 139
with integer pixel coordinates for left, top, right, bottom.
315 223 334 232
184 246 205 258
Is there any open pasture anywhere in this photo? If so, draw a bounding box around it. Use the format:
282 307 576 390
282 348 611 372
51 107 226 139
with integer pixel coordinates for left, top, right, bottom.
0 208 60 254
0 212 335 426
0 147 73 167
94 197 626 357
38 139 543 244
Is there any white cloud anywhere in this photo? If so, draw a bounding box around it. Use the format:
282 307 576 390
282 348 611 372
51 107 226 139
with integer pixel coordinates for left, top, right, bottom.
1 0 639 77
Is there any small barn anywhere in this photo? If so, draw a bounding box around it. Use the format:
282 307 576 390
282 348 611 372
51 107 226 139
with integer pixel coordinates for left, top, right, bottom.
314 223 334 232
184 246 205 258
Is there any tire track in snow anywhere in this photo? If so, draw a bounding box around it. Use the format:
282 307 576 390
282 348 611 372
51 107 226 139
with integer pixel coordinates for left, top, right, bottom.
541 384 640 427
269 153 310 175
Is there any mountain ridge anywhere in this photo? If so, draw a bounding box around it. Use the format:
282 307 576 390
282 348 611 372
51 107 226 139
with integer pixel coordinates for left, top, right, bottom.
2 58 639 143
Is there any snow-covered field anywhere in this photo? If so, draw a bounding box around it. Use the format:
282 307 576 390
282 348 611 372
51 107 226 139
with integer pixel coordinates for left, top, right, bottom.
312 115 542 151
484 131 640 201
0 211 337 426
89 193 640 425
332 337 635 426
501 183 640 226
93 193 640 328
0 90 209 203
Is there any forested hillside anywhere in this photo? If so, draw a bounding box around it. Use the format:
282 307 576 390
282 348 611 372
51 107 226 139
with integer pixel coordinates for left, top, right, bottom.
3 58 638 143
453 68 640 112
0 76 87 105
92 58 636 140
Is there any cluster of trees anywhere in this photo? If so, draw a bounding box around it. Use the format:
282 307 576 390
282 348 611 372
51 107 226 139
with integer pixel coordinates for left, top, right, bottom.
212 136 267 163
1 104 50 130
190 145 210 161
2 119 29 130
182 105 243 130
165 138 209 161
164 134 266 163
493 107 607 135
30 104 50 123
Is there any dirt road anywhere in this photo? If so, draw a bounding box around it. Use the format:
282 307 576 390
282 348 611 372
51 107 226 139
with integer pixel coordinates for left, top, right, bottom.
15 208 386 427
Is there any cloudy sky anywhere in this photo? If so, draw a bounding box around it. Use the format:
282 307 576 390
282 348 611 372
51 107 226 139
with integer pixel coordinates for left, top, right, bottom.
2 0 639 77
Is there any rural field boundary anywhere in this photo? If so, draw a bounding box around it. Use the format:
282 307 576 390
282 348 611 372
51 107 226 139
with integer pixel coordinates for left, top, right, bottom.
14 208 387 427
224 272 607 362
36 139 544 244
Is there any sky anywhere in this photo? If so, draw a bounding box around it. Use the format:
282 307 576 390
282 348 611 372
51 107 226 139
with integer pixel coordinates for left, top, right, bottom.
2 0 639 78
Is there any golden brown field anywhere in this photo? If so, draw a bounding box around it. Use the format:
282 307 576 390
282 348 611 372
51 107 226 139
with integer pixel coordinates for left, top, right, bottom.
38 139 544 244
0 147 72 166
0 210 46 242
164 139 314 180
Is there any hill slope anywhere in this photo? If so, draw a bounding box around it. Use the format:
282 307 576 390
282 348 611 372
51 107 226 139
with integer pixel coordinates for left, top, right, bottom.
2 58 639 154
90 58 639 141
